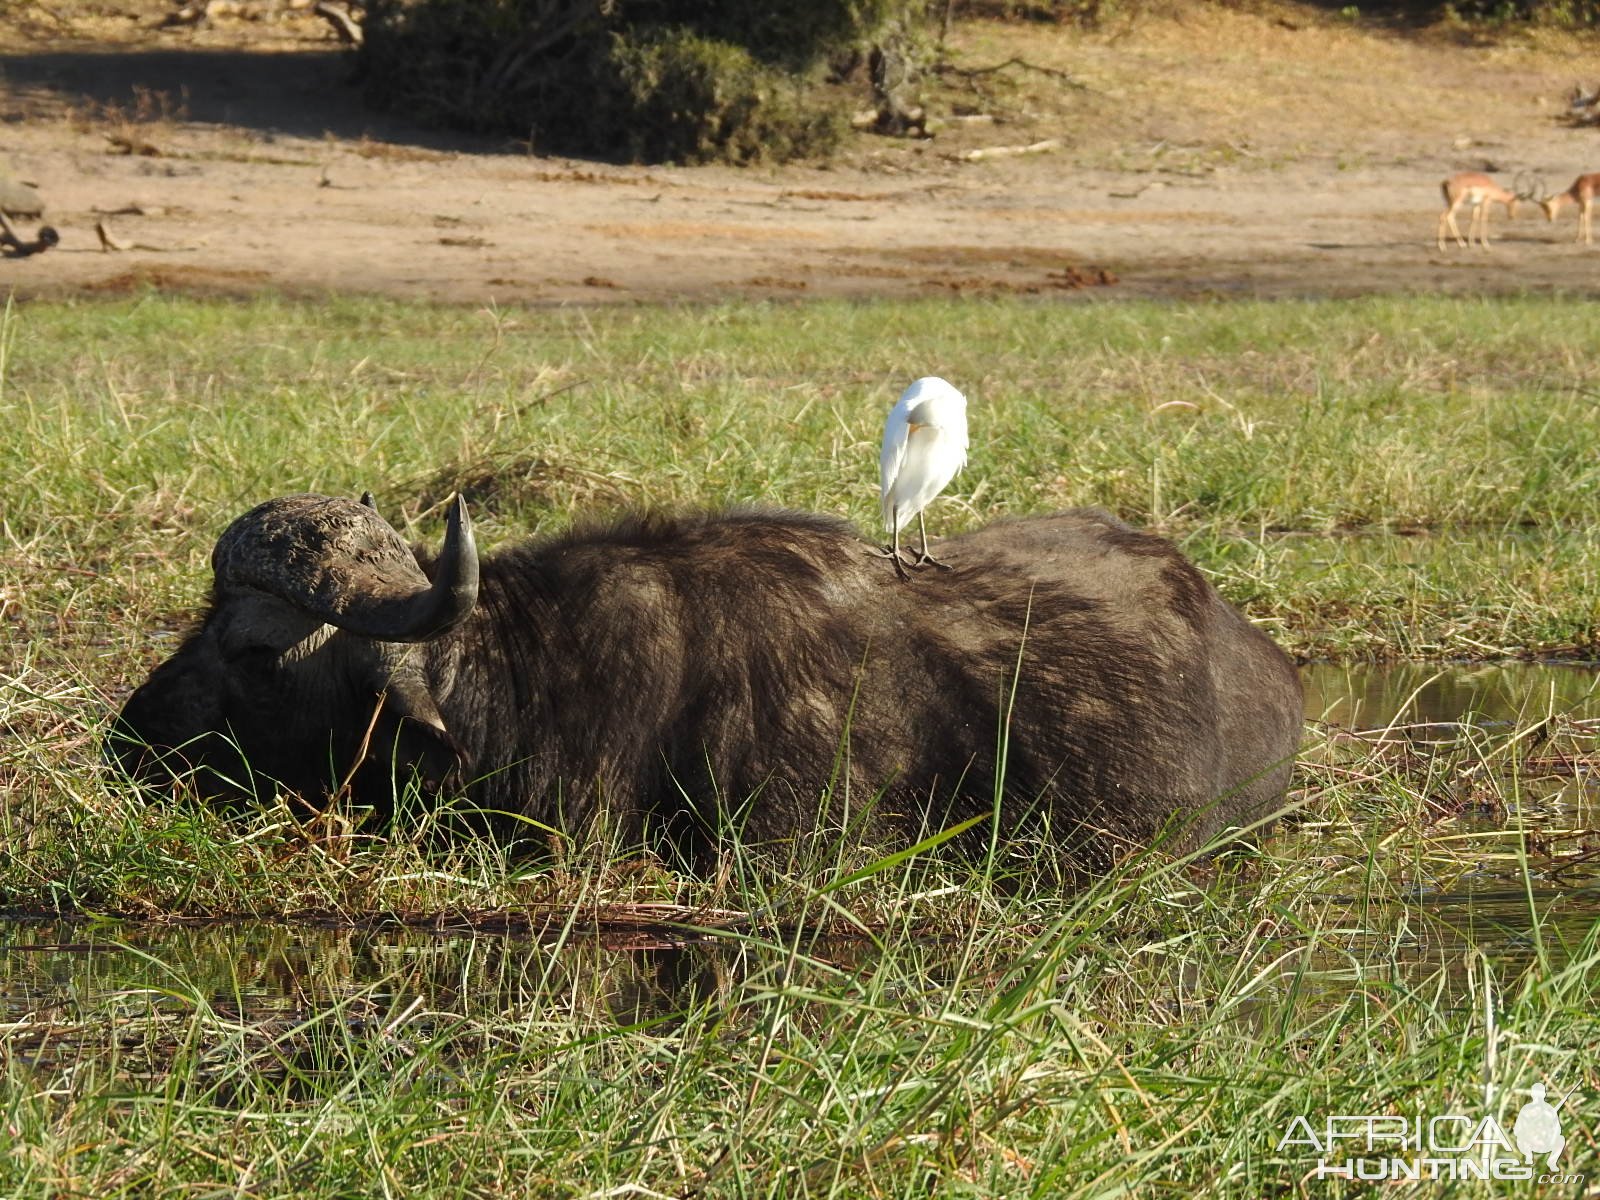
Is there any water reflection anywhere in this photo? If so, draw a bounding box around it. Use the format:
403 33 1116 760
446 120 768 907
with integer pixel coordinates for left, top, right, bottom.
0 918 968 1045
1304 661 1600 730
0 920 746 1027
1287 661 1600 1000
1301 660 1600 879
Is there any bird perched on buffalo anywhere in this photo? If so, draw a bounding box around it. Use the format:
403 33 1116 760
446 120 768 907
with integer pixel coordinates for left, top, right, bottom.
879 376 969 579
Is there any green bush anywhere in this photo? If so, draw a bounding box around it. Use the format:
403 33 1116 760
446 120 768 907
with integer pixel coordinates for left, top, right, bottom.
1444 0 1600 21
612 0 915 66
358 0 917 164
604 30 847 164
1307 0 1600 23
358 0 600 135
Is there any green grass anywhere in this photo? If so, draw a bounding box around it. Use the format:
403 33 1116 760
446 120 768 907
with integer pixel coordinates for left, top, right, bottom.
5 291 1600 1195
2 710 1598 1197
7 291 1600 678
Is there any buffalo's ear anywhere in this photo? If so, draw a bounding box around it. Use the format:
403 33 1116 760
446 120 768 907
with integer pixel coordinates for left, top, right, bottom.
390 713 468 795
377 675 468 795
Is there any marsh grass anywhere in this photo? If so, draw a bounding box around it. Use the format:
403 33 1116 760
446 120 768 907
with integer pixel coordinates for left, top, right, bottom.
5 290 1599 910
2 711 1598 1197
6 664 1600 1194
6 293 1600 1192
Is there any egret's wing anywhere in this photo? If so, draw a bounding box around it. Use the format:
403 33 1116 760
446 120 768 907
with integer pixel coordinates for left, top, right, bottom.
948 403 969 475
879 401 911 529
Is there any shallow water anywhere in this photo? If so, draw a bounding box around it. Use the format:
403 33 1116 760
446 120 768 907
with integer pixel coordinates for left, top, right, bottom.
1303 660 1600 729
0 919 745 1027
1291 661 1600 998
4 663 1600 1029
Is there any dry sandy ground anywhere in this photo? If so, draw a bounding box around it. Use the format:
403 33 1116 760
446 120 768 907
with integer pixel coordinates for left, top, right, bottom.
6 4 1600 305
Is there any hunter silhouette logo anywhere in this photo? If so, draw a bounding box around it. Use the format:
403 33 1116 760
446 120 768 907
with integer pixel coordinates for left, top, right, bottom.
1514 1084 1567 1170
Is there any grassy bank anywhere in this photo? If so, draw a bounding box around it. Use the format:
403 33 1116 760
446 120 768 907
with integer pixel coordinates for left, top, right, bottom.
6 292 1600 1193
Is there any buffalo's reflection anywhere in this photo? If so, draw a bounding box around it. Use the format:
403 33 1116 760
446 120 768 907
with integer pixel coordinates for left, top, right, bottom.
0 919 933 1033
1 919 939 1102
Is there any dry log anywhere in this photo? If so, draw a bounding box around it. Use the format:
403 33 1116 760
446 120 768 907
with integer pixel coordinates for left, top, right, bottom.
952 138 1061 163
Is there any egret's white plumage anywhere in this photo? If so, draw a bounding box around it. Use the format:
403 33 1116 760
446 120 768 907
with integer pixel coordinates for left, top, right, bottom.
878 376 969 573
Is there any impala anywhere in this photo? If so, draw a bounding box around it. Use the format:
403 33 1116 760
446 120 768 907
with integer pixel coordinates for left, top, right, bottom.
1436 172 1520 252
1540 174 1600 245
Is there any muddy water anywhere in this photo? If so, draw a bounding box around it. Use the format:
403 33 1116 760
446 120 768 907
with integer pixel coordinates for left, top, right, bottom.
4 664 1599 1023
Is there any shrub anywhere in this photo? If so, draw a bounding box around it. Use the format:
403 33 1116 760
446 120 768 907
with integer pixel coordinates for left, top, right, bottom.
358 0 918 164
603 30 848 164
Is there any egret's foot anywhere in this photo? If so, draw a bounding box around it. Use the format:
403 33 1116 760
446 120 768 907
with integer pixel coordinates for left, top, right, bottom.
868 544 914 581
913 550 955 571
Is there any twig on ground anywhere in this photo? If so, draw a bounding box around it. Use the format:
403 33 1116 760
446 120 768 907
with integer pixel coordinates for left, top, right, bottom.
313 1 362 46
1109 181 1164 200
95 220 129 252
949 138 1061 164
93 218 196 253
104 132 164 157
933 56 1085 87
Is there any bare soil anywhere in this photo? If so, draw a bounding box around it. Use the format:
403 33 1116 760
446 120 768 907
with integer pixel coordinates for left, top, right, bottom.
6 3 1600 304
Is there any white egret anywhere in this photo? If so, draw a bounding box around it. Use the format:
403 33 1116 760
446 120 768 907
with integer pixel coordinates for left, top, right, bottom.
878 376 969 577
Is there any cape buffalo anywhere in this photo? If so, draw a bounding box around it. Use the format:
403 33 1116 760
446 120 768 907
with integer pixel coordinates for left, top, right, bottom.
110 494 1302 871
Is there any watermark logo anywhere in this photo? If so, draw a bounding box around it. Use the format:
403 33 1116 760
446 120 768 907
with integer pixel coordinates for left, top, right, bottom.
1513 1084 1566 1170
1277 1082 1583 1184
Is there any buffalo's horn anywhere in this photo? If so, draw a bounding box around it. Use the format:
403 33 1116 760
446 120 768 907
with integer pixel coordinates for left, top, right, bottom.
211 492 479 642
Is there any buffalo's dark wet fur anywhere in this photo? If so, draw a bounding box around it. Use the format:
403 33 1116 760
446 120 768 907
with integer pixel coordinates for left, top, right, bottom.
111 502 1302 875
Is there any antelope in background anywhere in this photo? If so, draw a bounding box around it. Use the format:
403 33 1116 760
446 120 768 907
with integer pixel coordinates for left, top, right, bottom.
1436 172 1537 252
1541 174 1600 245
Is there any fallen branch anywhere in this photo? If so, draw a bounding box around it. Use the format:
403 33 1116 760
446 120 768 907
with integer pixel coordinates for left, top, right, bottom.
157 1 207 26
1108 181 1164 200
95 220 129 252
104 132 164 157
0 211 59 258
950 138 1061 164
313 1 362 46
157 0 248 27
94 218 192 253
935 55 1082 85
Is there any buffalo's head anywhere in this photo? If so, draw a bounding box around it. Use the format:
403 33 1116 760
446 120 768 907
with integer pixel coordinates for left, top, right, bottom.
109 493 479 813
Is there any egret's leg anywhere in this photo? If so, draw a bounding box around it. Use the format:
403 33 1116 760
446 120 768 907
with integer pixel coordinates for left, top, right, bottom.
870 505 913 579
913 510 954 571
